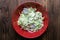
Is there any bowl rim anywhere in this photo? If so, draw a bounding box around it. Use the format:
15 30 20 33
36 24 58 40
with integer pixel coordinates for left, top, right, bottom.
11 2 49 38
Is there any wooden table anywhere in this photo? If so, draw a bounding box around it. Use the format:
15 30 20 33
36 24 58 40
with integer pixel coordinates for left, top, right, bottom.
0 0 60 40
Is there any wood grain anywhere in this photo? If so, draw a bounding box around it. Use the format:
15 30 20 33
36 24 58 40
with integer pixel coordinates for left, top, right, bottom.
0 0 60 40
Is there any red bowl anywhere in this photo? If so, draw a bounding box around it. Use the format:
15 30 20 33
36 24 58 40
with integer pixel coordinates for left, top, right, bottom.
12 2 49 38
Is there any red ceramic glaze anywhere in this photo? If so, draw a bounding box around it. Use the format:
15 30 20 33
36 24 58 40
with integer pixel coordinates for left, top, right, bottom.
12 2 49 38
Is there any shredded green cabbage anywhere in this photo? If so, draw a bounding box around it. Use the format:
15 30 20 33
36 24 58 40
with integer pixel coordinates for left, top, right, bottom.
17 7 44 33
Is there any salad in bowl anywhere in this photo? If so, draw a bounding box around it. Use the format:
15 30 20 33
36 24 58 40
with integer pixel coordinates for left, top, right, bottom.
12 2 48 38
17 7 44 33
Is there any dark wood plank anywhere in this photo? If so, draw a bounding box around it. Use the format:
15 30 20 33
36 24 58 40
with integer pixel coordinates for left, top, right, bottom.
0 0 18 40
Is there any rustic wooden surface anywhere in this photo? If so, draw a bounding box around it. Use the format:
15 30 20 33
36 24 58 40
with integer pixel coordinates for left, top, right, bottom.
0 0 60 40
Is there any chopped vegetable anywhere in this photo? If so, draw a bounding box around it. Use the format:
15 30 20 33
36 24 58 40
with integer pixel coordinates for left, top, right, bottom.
17 7 44 33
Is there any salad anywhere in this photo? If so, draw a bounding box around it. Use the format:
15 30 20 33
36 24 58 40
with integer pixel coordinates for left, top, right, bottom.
17 7 44 33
